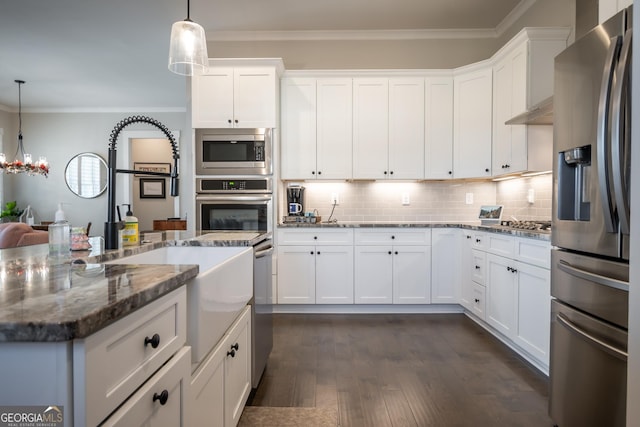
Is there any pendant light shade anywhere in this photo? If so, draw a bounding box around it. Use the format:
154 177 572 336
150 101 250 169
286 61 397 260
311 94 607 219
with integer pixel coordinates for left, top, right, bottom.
168 0 208 76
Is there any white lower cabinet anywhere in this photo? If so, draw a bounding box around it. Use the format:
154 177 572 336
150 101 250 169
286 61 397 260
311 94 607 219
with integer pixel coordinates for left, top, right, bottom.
277 229 354 304
430 228 461 304
354 229 431 304
190 305 252 427
486 253 518 338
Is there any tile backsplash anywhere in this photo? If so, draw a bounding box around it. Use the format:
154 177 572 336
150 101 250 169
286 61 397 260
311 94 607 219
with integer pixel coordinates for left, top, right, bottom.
281 174 552 223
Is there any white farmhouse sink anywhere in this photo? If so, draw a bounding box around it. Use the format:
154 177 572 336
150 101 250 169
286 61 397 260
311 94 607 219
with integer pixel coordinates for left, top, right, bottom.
106 246 253 366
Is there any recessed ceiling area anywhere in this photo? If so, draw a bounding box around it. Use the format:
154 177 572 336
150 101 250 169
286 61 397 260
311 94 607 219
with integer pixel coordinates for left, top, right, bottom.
0 0 557 111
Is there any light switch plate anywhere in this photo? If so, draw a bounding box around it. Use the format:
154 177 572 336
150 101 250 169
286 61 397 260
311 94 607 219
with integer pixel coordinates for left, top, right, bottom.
402 193 410 205
331 193 339 205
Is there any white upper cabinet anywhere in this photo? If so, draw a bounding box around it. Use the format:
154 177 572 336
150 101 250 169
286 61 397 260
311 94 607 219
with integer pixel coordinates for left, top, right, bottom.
453 65 493 179
280 77 317 180
425 76 454 179
388 78 425 179
280 77 353 180
353 77 424 180
316 78 353 179
192 61 281 128
353 78 389 179
492 29 568 176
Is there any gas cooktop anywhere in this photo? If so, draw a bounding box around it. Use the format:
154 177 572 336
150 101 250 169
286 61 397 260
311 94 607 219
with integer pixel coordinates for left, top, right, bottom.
497 220 552 232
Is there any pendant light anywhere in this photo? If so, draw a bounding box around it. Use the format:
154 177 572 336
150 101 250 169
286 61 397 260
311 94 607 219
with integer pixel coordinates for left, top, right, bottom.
0 80 48 177
168 0 208 76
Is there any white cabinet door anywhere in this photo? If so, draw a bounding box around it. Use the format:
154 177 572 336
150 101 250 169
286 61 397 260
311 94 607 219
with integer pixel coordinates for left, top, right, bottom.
515 261 550 364
224 307 251 427
353 78 389 179
316 246 354 304
393 245 432 304
430 228 460 304
492 55 515 175
190 340 224 427
486 254 518 338
277 245 316 304
316 78 353 179
192 68 234 128
425 76 454 179
281 78 317 180
354 246 393 304
389 78 425 179
453 67 493 179
233 67 277 128
459 231 474 310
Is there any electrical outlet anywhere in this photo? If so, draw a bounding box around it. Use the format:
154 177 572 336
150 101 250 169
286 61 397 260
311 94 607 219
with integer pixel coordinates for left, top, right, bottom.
402 193 410 206
331 193 339 205
527 188 535 204
465 193 474 205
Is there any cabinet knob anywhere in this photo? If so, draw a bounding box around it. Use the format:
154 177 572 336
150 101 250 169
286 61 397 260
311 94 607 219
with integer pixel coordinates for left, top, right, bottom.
314 236 318 240
317 251 321 255
485 168 490 173
153 390 169 406
476 238 481 243
512 268 518 274
227 349 236 358
474 298 480 303
228 119 232 124
144 333 160 349
234 119 239 124
231 343 239 351
388 251 392 255
391 235 395 239
312 171 315 175
394 251 398 255
448 171 452 175
390 171 394 175
466 235 471 239
475 265 480 269
310 251 314 255
318 171 322 175
505 164 510 168
384 171 388 175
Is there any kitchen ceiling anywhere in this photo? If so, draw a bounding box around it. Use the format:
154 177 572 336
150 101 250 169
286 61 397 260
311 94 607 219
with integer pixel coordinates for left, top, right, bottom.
0 0 530 111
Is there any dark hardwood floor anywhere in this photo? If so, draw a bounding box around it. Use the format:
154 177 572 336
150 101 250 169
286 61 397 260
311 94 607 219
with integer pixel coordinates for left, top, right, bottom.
248 313 553 426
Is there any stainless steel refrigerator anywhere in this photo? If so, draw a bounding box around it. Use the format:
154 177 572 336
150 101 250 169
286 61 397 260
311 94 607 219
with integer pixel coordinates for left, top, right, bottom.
550 6 632 427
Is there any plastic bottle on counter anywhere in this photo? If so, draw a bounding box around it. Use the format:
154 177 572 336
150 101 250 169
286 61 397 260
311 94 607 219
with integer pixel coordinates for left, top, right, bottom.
121 204 139 247
48 203 70 257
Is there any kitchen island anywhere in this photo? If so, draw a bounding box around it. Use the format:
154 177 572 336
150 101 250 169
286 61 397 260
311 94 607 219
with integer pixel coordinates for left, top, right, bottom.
0 231 270 426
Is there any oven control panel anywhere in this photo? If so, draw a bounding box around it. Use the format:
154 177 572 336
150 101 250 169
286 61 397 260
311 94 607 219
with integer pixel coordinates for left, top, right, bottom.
197 177 272 193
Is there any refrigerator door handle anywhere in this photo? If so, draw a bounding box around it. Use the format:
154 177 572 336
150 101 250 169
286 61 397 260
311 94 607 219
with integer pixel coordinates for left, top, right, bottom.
557 260 629 292
611 28 632 236
596 35 622 233
556 313 627 361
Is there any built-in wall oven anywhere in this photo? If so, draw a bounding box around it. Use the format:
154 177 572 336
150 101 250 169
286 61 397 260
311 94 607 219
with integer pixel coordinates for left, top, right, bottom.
195 128 272 176
195 177 273 233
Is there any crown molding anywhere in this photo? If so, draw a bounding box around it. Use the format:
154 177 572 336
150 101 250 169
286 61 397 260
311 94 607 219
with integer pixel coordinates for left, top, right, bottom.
20 107 187 114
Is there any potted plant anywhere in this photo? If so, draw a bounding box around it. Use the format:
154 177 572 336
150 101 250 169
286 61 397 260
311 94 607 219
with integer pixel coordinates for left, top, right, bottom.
0 201 23 223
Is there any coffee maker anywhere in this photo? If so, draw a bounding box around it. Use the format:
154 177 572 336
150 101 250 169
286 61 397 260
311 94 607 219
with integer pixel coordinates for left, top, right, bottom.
286 185 305 216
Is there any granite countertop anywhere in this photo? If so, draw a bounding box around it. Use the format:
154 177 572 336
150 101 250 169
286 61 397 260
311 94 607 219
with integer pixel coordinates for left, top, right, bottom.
278 222 551 241
0 231 271 343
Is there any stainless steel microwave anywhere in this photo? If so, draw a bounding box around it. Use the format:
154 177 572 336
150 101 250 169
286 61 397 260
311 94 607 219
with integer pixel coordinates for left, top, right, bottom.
195 128 272 175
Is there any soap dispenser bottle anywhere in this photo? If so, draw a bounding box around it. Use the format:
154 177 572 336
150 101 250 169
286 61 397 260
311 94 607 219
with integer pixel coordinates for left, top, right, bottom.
122 204 139 247
48 203 70 257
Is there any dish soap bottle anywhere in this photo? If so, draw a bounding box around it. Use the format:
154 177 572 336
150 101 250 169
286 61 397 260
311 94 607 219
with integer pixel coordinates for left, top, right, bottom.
48 203 70 258
122 204 139 247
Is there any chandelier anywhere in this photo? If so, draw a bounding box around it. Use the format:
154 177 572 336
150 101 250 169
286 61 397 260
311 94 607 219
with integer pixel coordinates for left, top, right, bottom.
0 80 48 177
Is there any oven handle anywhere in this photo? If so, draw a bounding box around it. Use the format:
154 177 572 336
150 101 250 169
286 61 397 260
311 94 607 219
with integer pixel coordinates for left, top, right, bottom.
556 313 627 361
255 246 274 259
557 260 628 292
196 194 272 203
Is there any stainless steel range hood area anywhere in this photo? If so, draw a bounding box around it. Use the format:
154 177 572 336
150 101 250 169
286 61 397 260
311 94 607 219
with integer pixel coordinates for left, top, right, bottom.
505 96 554 125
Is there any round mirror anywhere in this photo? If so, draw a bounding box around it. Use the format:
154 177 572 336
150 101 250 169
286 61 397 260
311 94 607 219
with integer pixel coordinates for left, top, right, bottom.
65 153 108 198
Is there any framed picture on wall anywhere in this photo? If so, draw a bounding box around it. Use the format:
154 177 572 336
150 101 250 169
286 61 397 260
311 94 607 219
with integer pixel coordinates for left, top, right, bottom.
133 162 171 177
139 178 166 199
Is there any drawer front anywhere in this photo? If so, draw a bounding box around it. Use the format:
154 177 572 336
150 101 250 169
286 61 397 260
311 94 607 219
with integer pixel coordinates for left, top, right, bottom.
471 231 487 250
278 228 353 245
355 228 431 245
470 282 486 320
102 346 191 427
486 233 514 257
471 249 486 285
514 237 551 269
75 287 187 427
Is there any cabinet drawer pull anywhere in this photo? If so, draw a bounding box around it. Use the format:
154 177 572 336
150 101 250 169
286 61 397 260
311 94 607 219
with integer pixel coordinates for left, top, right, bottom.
475 265 481 269
144 333 160 349
227 349 236 358
153 390 169 405
231 343 239 351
